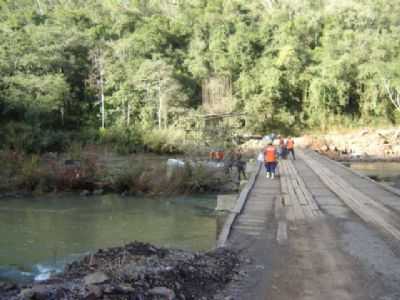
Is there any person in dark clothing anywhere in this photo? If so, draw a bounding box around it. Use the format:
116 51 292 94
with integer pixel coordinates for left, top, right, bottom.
235 150 247 181
225 150 235 175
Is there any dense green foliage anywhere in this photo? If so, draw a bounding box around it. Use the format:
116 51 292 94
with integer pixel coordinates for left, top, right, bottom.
1 0 400 152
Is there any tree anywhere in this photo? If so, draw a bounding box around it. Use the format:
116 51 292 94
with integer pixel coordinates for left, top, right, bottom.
133 59 188 129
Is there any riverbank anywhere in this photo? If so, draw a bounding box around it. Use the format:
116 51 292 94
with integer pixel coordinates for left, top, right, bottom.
238 127 400 162
296 127 400 161
0 148 240 198
0 241 240 300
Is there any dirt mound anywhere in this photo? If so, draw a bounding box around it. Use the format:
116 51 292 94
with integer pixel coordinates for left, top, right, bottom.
0 242 239 300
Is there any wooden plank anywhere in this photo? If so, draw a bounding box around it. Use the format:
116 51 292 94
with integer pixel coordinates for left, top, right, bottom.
311 149 400 198
216 162 262 248
300 151 400 241
287 160 321 216
276 221 288 245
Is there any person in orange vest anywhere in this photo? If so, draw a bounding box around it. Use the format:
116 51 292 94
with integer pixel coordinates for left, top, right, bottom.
287 136 295 160
264 141 278 179
218 150 225 161
209 150 214 161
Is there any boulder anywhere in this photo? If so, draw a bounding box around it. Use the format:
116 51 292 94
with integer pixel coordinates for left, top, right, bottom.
84 272 109 285
84 285 103 299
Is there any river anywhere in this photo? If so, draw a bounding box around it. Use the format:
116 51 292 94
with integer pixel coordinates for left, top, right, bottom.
0 194 220 283
344 161 400 189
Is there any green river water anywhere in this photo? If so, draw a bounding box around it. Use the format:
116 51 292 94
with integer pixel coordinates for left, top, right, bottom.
0 194 219 282
346 161 400 189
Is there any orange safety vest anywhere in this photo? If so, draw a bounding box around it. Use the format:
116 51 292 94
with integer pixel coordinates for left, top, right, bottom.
287 139 294 150
217 151 224 160
264 146 277 163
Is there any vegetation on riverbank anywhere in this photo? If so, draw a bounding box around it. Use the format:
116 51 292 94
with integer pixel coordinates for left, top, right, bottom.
0 147 233 197
2 0 400 156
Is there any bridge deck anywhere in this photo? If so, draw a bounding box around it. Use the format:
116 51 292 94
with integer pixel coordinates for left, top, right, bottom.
222 149 400 300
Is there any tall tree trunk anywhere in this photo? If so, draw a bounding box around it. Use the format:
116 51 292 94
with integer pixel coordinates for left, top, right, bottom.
60 107 64 126
127 102 131 126
35 0 43 15
100 71 105 129
158 78 162 129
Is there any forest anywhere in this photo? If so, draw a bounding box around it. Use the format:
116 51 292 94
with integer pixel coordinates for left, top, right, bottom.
1 0 400 154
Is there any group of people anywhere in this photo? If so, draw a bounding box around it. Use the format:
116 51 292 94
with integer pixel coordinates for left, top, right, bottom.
262 136 295 179
209 148 247 181
209 149 225 161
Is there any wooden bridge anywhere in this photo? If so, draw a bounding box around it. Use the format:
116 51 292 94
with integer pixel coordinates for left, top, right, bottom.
218 149 400 300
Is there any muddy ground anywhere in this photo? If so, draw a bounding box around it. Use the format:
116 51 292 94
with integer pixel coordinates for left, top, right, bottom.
0 242 240 300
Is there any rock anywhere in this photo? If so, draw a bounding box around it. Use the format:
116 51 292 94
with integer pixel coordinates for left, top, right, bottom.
80 190 91 197
0 282 17 291
320 144 329 152
149 286 176 300
84 272 109 285
5 242 239 300
85 285 103 299
116 285 135 294
19 288 35 300
19 286 49 300
92 189 103 195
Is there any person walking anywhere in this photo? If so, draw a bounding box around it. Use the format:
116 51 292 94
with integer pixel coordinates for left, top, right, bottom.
235 149 247 181
264 141 278 179
287 136 295 160
278 135 287 159
225 149 235 175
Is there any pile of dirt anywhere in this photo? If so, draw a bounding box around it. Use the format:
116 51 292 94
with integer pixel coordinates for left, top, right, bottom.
0 242 239 300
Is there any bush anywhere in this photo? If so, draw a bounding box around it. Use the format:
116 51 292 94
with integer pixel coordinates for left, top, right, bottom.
66 142 84 161
142 128 187 154
112 159 150 193
18 154 43 191
0 122 73 153
99 126 143 154
113 158 230 195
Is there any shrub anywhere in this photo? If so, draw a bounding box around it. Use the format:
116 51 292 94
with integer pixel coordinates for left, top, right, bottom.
0 122 72 153
113 158 230 195
66 142 84 161
99 126 143 154
18 154 42 190
142 128 187 154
